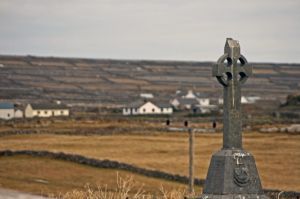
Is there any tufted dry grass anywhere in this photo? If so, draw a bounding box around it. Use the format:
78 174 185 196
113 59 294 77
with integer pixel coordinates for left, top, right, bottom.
62 175 189 199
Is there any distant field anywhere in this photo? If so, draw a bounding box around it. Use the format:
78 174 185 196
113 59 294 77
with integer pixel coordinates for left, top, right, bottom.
0 156 190 196
0 132 299 192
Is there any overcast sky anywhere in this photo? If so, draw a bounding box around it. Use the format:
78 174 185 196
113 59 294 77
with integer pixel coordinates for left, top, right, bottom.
0 0 299 63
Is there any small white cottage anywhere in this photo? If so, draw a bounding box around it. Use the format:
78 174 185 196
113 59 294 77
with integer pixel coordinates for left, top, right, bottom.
171 90 211 110
140 93 154 99
182 90 197 99
171 98 199 110
123 100 173 115
25 103 69 118
0 103 14 120
219 96 261 105
14 109 24 118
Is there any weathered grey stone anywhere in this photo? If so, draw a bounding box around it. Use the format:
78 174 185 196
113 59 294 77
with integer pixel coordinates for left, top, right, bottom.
199 194 269 199
198 38 269 199
202 149 264 195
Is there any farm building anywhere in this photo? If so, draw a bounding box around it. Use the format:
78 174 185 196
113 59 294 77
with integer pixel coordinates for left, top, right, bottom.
14 109 24 118
123 100 173 115
140 93 154 99
219 96 261 104
171 90 210 110
171 98 199 110
25 103 69 118
170 90 219 114
0 103 14 120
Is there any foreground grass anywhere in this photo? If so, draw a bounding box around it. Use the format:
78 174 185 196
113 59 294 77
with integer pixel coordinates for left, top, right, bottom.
0 156 195 197
0 132 299 191
63 175 189 199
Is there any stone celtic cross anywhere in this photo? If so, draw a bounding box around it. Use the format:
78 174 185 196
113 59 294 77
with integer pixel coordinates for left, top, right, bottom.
199 38 269 199
213 38 252 149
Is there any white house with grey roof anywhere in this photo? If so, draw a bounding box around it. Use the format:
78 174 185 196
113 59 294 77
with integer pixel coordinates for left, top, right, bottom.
0 103 15 120
123 100 173 115
172 90 210 109
171 90 217 114
25 103 69 118
171 90 210 109
171 98 199 110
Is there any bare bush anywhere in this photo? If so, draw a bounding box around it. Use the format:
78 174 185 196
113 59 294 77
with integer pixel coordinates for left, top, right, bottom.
62 174 190 199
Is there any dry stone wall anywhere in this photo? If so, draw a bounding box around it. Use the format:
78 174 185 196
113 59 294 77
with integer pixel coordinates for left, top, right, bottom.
0 150 298 199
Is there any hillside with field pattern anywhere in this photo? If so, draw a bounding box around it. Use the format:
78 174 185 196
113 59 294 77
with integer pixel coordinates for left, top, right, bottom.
0 55 299 107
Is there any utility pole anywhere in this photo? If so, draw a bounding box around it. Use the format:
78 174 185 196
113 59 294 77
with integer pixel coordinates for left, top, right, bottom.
185 120 194 195
188 127 194 194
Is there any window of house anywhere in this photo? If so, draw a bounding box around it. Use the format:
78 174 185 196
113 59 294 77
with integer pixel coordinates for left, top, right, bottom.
143 109 146 112
37 111 40 115
45 111 48 114
7 113 10 117
152 108 155 112
61 110 64 114
161 108 164 112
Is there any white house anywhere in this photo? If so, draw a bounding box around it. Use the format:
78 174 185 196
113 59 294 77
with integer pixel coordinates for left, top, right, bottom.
245 96 261 104
195 104 218 114
197 98 210 106
182 90 197 99
123 100 173 115
14 109 23 118
195 92 211 106
218 98 224 105
219 96 261 105
171 90 211 109
171 98 199 110
0 103 14 120
140 93 154 99
25 103 69 118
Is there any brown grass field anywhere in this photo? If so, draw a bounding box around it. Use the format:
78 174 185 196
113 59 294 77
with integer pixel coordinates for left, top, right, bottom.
0 129 299 196
0 156 190 197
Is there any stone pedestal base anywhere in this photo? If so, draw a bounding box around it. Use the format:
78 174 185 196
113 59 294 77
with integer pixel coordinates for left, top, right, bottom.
198 149 269 199
198 194 269 199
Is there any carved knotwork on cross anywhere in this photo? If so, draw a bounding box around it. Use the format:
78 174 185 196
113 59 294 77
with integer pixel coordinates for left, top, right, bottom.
213 38 253 149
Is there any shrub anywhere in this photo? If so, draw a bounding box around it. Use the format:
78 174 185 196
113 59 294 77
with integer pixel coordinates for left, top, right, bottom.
62 174 192 199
